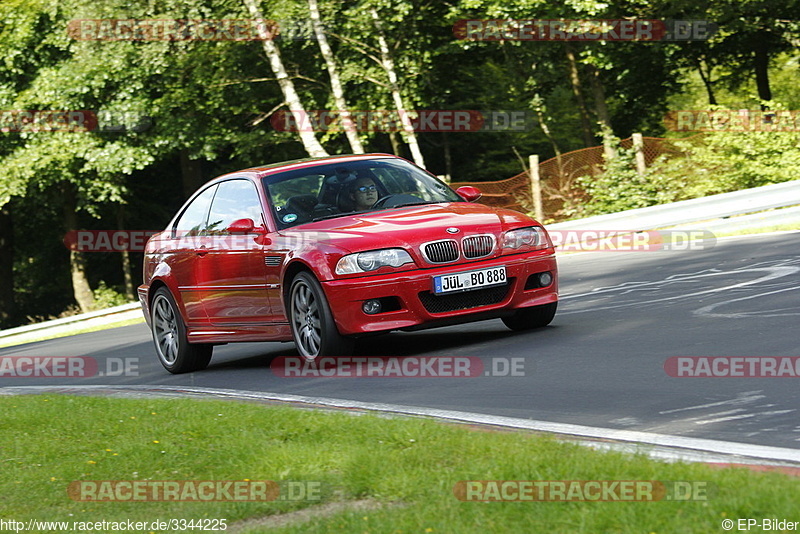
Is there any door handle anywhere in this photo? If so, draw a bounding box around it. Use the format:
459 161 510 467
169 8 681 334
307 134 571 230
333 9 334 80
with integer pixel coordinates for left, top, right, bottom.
196 246 208 256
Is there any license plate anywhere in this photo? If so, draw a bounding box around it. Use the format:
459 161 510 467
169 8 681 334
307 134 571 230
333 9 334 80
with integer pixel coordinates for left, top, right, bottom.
433 266 507 295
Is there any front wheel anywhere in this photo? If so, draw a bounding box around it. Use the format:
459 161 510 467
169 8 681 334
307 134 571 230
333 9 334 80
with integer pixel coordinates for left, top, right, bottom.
289 271 354 361
151 287 213 373
502 302 557 331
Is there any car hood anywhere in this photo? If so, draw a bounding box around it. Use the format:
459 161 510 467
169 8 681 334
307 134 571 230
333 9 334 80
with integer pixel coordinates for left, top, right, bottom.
279 203 536 255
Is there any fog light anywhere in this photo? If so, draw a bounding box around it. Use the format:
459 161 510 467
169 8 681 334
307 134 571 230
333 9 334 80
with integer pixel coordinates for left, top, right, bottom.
362 299 382 315
539 272 553 286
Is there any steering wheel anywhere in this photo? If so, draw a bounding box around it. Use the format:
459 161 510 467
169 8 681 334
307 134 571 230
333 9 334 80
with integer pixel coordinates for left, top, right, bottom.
371 193 422 209
371 195 395 209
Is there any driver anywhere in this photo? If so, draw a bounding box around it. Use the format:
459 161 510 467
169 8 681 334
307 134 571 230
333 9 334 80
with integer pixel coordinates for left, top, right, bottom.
350 177 379 211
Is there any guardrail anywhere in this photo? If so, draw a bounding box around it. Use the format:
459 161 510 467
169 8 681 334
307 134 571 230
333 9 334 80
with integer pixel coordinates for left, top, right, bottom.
0 302 143 344
547 179 800 232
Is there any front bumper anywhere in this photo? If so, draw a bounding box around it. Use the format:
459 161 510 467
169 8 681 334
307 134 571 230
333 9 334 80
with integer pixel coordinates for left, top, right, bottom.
322 250 557 335
137 285 151 328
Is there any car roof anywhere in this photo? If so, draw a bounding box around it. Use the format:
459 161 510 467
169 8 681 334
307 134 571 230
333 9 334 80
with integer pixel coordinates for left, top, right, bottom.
243 153 399 178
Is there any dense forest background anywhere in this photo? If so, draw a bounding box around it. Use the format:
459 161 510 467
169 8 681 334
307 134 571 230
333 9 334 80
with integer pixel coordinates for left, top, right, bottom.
0 0 798 327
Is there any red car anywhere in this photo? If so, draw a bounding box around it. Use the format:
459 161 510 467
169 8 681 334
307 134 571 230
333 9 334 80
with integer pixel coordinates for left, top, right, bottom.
138 154 558 373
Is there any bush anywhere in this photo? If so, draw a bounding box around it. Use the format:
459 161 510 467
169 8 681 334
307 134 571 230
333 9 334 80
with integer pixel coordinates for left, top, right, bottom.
571 108 800 218
663 131 800 197
570 139 684 218
92 281 131 309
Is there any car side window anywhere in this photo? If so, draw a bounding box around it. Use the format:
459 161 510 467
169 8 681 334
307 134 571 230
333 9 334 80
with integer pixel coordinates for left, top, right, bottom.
173 185 218 238
206 179 264 234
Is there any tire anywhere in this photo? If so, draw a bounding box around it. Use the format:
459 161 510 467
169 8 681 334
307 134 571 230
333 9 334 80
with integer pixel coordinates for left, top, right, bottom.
502 302 557 331
289 271 354 361
150 287 213 373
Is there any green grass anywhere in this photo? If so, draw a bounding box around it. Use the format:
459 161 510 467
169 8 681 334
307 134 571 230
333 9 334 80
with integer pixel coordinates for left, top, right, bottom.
712 223 800 238
1 395 798 533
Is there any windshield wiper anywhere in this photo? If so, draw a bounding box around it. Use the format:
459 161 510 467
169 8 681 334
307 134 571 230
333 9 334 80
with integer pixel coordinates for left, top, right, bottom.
385 200 442 209
311 212 351 222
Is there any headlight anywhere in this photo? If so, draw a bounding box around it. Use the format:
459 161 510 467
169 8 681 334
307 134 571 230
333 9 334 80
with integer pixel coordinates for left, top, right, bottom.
335 248 414 275
502 227 549 250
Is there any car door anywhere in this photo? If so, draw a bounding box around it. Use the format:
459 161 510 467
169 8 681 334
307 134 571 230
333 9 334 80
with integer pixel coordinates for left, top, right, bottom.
170 184 218 326
195 179 272 325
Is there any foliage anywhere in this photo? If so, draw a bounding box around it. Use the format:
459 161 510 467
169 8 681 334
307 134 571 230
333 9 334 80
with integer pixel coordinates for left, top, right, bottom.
571 139 684 217
0 0 798 324
573 105 800 218
663 132 800 197
91 281 132 309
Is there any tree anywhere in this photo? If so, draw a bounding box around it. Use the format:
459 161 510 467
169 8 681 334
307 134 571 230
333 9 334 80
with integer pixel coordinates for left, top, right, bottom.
242 0 329 157
308 0 364 153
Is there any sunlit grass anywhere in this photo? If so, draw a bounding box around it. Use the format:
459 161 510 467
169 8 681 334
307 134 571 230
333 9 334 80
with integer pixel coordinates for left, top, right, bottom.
0 395 797 533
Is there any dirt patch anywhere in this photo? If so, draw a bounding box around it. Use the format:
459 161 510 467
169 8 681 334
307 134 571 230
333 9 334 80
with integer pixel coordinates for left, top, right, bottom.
228 498 398 532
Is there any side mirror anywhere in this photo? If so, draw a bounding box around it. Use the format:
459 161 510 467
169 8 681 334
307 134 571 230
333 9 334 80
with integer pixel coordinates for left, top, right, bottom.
456 186 482 202
226 218 256 234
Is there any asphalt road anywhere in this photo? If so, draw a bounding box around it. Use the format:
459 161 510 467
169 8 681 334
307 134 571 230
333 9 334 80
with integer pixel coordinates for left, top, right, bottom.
2 232 798 449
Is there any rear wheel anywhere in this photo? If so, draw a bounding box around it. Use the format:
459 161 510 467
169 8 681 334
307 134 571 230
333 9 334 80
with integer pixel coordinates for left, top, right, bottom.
502 302 557 331
289 271 354 361
151 287 213 373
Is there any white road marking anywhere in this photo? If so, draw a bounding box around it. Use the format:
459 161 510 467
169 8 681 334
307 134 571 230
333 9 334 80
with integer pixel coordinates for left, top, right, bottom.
692 410 795 426
559 265 799 315
693 284 800 318
659 391 766 414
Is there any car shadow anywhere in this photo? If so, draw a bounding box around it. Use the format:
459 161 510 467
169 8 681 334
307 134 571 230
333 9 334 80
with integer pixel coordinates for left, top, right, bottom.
203 322 558 373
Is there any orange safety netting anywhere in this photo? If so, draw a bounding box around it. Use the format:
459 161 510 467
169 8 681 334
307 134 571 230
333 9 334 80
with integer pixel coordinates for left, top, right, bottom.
450 135 703 221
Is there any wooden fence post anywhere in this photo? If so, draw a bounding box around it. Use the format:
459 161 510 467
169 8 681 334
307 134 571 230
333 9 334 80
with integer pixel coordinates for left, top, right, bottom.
632 133 646 176
528 154 543 221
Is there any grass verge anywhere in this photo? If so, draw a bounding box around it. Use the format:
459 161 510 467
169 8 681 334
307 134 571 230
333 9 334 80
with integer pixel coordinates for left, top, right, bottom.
1 395 798 533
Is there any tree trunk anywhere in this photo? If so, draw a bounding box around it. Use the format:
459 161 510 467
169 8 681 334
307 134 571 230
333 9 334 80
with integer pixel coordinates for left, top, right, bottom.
117 206 135 301
753 35 772 110
587 65 613 134
564 43 595 147
443 131 452 182
0 204 14 326
370 7 426 168
243 0 329 157
388 131 402 156
308 0 364 153
695 57 717 106
587 64 616 160
179 150 205 198
534 107 564 178
62 184 94 313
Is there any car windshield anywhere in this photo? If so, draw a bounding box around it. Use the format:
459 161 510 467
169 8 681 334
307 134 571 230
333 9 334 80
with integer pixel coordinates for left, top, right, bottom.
263 158 462 229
